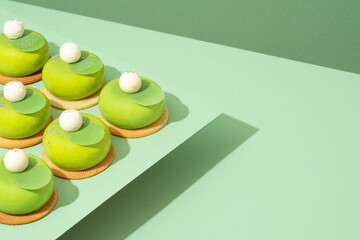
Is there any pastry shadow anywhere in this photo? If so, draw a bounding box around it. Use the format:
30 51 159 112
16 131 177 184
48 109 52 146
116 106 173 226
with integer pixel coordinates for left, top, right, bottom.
58 114 259 240
105 65 121 81
110 136 130 164
53 178 79 211
50 107 63 119
164 92 189 125
48 42 60 56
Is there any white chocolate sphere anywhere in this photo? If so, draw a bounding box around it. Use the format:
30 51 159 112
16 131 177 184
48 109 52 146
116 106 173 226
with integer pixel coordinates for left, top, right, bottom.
4 149 29 173
3 19 24 39
119 71 142 93
59 109 83 132
59 42 81 63
3 81 26 102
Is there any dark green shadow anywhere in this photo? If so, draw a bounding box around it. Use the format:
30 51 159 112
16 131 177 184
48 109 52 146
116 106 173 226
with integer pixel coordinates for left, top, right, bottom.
48 42 60 56
53 178 79 210
105 65 121 81
165 92 189 125
58 113 259 240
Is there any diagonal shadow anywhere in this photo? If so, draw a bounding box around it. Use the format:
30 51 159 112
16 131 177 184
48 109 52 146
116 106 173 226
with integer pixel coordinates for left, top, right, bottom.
48 42 60 56
105 65 121 81
53 178 79 211
58 113 259 240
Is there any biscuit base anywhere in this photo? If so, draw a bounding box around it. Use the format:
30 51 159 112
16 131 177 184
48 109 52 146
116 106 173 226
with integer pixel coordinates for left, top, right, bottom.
99 106 169 138
0 116 53 149
0 70 43 85
42 144 115 180
42 80 108 110
0 188 58 225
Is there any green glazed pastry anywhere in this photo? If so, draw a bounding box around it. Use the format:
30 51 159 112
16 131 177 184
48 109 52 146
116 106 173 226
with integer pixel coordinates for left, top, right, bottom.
0 30 49 77
43 112 111 171
0 86 51 139
42 51 105 100
0 152 54 215
99 73 165 129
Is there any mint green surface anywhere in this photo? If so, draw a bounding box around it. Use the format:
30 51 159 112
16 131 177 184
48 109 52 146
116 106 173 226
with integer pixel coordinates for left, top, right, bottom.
24 3 360 240
12 30 45 52
0 154 54 215
14 159 52 190
129 82 165 106
0 3 221 239
3 2 360 240
70 52 103 75
69 122 105 146
12 89 46 114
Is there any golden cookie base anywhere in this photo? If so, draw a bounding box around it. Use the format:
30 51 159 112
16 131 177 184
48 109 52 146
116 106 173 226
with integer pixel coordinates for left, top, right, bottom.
42 144 115 180
0 188 58 225
0 116 53 149
42 80 108 110
0 70 43 85
99 106 169 138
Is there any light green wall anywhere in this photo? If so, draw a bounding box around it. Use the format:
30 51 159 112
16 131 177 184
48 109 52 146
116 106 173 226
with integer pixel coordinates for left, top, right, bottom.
12 0 360 74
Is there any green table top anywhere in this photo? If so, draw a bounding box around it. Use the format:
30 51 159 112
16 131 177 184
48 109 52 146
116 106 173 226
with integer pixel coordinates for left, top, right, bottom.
2 1 360 239
0 2 221 239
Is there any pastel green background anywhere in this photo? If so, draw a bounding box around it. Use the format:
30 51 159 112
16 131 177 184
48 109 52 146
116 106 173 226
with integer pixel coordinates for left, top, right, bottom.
2 1 360 239
10 0 360 74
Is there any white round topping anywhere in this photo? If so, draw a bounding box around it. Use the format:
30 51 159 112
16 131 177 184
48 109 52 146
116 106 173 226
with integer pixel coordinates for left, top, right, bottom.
59 109 83 132
119 71 142 93
3 81 26 102
3 19 24 39
4 149 29 173
59 42 81 63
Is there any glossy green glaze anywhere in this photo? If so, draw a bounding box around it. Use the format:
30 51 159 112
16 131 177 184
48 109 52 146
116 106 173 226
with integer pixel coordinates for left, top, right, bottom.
12 30 45 52
14 164 52 190
0 30 49 77
0 155 54 215
129 84 165 106
70 54 103 75
69 122 105 146
42 52 105 100
99 78 165 129
12 89 46 114
42 113 111 171
0 87 52 139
